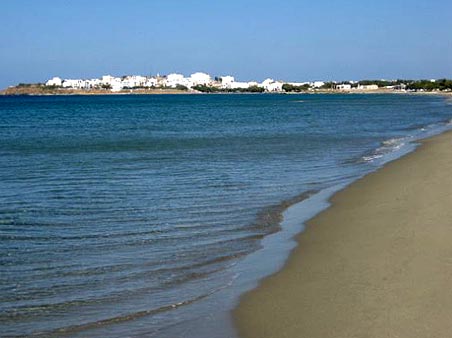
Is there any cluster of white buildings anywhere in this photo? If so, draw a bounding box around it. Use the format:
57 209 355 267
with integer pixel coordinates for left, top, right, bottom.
44 73 414 93
335 83 380 91
46 75 155 92
45 72 328 92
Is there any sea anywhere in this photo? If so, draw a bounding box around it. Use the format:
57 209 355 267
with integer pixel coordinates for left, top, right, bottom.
1 93 452 337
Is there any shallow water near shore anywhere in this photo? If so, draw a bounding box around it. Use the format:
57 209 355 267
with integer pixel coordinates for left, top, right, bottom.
1 94 451 337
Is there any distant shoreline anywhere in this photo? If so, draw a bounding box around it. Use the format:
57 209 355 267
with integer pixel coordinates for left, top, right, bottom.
1 86 451 97
0 87 193 96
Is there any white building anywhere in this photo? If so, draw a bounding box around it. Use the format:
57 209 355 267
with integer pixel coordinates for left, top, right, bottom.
287 82 312 90
154 76 167 88
268 82 284 92
357 84 379 90
260 78 284 92
84 79 101 89
101 75 118 85
190 72 211 86
145 77 158 88
100 75 123 91
122 75 147 88
312 81 325 88
219 76 235 89
288 82 309 86
165 73 189 88
336 83 352 90
45 77 62 86
111 82 124 92
62 79 84 89
60 78 101 90
230 82 250 89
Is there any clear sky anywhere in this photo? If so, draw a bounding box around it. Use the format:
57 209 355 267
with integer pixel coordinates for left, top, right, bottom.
1 0 451 88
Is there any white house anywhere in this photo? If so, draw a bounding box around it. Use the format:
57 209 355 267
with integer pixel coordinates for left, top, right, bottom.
219 76 235 89
260 78 284 92
268 82 284 92
45 77 62 86
145 77 158 88
260 78 274 88
84 79 101 89
100 75 123 91
312 81 325 88
165 73 188 88
190 72 211 86
287 82 312 90
60 78 100 90
101 75 117 85
122 75 147 88
288 82 309 86
62 79 84 89
230 82 250 89
111 82 124 92
336 83 352 90
357 84 379 90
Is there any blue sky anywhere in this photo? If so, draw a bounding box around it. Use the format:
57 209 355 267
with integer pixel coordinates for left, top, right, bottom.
1 0 451 88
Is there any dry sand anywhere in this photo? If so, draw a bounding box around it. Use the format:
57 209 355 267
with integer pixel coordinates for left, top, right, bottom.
235 131 452 338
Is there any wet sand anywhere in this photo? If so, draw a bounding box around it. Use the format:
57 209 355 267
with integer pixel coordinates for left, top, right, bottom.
235 131 452 337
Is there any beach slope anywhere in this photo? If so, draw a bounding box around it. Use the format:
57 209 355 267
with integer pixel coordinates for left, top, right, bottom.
235 131 452 338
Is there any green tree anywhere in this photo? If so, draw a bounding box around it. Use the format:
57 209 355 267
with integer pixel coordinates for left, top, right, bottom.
175 84 188 91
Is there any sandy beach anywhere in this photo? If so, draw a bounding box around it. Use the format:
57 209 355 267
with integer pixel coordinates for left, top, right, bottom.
235 130 452 338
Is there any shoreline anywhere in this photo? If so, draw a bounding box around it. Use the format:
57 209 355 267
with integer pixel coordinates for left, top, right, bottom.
234 129 452 337
1 88 451 97
3 93 452 337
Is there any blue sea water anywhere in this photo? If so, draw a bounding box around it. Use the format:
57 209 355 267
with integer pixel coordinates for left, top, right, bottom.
1 94 451 337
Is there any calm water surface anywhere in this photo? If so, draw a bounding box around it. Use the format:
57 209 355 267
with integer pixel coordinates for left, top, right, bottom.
1 94 451 337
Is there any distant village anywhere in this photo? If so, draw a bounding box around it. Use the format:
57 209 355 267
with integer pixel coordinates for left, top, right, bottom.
3 72 452 95
43 72 407 92
44 72 329 92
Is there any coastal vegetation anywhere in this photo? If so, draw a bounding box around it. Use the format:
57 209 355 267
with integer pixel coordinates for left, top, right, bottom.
405 79 452 91
0 83 185 96
353 79 452 91
282 83 311 92
191 84 265 93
